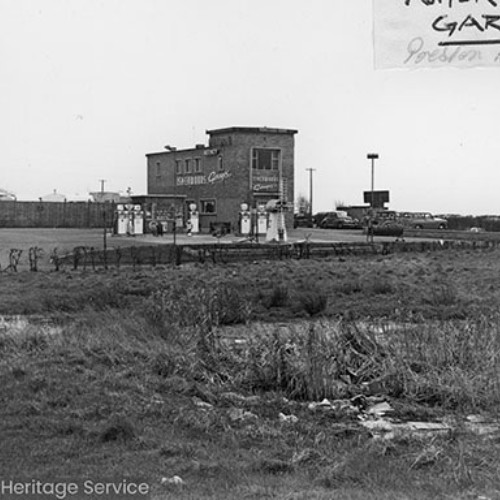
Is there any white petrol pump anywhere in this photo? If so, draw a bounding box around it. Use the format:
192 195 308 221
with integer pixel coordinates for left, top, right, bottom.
115 204 144 236
265 199 288 242
239 203 251 235
256 203 268 235
188 203 199 234
116 204 128 235
133 205 144 235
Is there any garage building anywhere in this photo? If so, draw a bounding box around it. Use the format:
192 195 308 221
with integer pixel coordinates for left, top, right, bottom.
145 126 297 233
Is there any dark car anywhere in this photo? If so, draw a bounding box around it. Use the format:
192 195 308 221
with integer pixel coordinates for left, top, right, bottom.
319 212 361 230
371 220 405 237
313 212 333 227
293 213 314 228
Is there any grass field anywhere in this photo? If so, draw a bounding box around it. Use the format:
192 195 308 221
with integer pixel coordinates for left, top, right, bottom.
0 235 499 499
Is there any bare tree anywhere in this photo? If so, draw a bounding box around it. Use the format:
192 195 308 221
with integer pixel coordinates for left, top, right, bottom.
296 193 311 214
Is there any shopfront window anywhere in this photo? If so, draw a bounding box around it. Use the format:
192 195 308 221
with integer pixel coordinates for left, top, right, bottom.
200 199 216 214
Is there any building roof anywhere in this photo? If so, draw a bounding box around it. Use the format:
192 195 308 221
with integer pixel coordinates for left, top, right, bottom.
41 190 66 202
146 146 208 157
146 126 298 157
132 194 187 200
206 126 298 136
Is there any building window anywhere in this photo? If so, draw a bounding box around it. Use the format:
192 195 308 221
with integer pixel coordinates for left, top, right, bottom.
185 159 192 174
200 199 216 214
155 161 161 177
194 158 202 173
252 149 280 170
176 160 183 174
217 156 223 171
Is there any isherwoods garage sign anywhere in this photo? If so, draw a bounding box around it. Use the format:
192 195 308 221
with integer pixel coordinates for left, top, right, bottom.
374 0 500 68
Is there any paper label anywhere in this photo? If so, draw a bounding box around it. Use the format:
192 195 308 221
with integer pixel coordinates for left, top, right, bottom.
374 0 500 68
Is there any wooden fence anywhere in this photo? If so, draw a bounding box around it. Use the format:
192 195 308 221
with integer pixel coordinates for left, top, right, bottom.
2 238 499 273
0 201 115 228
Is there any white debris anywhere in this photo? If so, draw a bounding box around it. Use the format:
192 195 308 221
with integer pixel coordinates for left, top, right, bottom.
228 408 258 423
360 419 452 440
161 476 185 486
366 402 394 418
279 412 298 424
192 397 213 410
308 398 333 410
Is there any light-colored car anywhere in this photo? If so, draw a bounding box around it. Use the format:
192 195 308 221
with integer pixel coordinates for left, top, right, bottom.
398 212 447 230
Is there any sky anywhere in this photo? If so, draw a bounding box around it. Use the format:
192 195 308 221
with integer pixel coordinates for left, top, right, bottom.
1 0 500 215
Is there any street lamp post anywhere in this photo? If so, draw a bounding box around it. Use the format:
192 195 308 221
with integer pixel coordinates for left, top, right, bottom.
306 168 316 217
366 153 379 243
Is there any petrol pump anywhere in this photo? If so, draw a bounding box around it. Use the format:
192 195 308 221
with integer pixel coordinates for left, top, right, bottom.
188 203 199 234
265 199 288 242
132 205 144 235
256 203 268 235
239 203 251 235
115 204 143 235
116 204 128 235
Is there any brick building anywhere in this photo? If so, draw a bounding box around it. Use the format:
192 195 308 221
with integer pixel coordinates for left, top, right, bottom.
145 126 297 233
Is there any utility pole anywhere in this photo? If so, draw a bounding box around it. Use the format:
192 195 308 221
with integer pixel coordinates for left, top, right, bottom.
366 154 379 244
305 168 316 216
98 179 108 269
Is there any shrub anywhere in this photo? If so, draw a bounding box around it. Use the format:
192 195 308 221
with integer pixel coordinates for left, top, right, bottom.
298 291 328 316
266 284 290 308
144 282 253 333
98 415 135 443
370 279 395 295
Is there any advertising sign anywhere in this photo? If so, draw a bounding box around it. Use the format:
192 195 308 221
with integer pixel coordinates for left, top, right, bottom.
374 0 500 68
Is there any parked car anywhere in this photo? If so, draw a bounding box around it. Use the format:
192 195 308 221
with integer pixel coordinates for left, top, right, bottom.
319 212 361 230
313 211 335 227
398 212 447 230
293 213 314 228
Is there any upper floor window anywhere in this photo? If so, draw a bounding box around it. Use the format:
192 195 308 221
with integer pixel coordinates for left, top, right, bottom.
194 158 202 173
185 159 192 174
217 156 223 171
252 148 280 170
155 162 161 177
175 160 183 174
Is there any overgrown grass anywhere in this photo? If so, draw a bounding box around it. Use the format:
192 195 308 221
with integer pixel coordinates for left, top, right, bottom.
2 250 500 498
1 308 499 499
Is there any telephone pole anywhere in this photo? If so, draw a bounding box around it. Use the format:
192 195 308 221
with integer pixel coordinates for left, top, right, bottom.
366 154 379 243
305 168 316 216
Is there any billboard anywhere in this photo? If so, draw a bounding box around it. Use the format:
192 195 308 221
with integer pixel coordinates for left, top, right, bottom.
364 190 390 207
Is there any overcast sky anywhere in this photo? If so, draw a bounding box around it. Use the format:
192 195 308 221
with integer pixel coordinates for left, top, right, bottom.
1 0 499 214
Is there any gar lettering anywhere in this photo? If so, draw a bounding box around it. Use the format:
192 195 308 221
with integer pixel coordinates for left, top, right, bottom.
432 14 500 36
404 0 498 7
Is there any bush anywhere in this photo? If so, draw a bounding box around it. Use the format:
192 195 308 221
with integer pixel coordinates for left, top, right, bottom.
145 282 253 333
298 291 328 316
266 284 290 308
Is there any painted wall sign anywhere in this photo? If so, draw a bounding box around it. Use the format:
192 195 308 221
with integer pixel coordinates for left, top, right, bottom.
252 174 279 193
253 184 278 192
176 171 232 186
374 0 500 68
